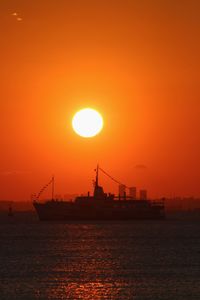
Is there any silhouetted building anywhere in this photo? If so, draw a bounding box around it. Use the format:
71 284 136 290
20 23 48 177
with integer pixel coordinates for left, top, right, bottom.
119 184 126 196
129 187 136 199
140 189 147 200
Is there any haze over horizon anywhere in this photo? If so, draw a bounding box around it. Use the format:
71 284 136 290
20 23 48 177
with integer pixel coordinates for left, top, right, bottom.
0 0 200 200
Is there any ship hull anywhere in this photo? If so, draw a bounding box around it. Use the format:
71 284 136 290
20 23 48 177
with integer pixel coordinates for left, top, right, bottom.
33 201 165 221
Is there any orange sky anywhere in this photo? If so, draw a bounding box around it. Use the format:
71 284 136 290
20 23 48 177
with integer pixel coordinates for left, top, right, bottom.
0 0 200 200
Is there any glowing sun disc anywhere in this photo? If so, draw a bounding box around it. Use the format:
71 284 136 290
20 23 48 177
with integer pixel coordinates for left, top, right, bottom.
72 108 103 138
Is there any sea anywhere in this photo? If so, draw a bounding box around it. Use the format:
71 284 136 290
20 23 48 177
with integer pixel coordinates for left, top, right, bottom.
0 212 199 300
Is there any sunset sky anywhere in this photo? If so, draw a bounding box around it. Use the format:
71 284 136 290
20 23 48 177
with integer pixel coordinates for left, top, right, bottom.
0 0 200 200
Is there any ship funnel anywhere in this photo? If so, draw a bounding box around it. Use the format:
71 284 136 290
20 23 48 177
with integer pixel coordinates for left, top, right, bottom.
119 184 126 196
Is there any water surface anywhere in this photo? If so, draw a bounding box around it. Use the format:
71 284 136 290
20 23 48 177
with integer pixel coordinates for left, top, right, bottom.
0 214 199 299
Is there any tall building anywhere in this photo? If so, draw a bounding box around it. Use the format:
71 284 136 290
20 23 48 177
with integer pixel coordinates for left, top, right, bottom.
119 184 126 197
140 189 147 200
129 187 136 199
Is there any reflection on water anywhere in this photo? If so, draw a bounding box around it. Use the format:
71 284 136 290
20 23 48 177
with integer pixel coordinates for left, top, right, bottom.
0 219 200 299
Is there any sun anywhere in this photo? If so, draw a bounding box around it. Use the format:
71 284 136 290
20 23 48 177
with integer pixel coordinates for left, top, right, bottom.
72 108 104 138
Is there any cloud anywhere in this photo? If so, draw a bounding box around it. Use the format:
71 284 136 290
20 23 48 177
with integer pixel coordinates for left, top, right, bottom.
0 171 30 176
135 164 147 170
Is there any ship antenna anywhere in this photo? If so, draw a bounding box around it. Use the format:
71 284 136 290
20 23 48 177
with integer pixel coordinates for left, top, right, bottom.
52 175 55 200
95 164 99 187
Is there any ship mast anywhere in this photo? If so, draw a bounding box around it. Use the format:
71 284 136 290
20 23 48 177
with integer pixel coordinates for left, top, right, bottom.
95 164 99 187
52 176 55 200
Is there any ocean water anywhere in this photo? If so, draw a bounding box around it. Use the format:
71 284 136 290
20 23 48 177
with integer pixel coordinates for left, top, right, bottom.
0 214 199 300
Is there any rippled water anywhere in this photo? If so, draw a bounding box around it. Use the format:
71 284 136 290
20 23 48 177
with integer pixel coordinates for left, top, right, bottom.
0 215 199 299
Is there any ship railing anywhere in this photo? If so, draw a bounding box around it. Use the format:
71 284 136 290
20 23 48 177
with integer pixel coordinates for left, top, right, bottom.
151 200 165 207
113 196 137 200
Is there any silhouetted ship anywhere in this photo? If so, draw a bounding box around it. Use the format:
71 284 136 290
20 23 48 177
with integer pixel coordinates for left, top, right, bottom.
33 166 165 221
8 206 14 217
